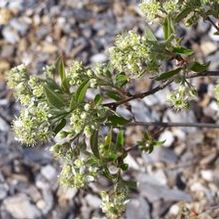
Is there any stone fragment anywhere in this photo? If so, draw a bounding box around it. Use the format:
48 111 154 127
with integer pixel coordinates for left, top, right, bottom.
40 165 56 181
3 194 41 219
126 197 151 219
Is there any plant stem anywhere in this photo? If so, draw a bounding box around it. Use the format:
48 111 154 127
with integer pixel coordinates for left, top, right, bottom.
126 121 219 129
104 79 173 108
206 16 219 32
104 70 219 108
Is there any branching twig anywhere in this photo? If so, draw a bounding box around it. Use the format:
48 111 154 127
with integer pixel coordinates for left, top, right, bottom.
104 70 219 108
126 121 219 129
104 79 173 108
187 70 219 78
206 16 219 32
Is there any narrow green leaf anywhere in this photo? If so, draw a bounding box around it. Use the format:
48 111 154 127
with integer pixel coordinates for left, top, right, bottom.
56 57 66 83
163 15 174 40
190 62 210 73
75 80 90 103
115 72 128 87
70 94 76 109
46 78 61 91
172 47 193 56
116 130 124 147
175 6 192 22
44 84 65 108
213 31 219 36
120 163 128 171
56 57 69 92
106 91 122 101
108 115 129 126
94 94 103 105
53 119 66 135
145 26 157 41
105 128 112 146
126 180 138 190
155 68 182 81
90 130 100 158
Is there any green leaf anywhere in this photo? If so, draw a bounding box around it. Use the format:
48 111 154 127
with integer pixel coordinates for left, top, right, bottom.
116 130 124 147
56 57 69 92
175 6 192 22
94 94 103 105
53 119 66 135
44 84 65 108
115 72 128 87
145 25 157 41
56 57 66 83
126 180 137 190
213 31 219 36
75 80 90 103
163 15 174 40
190 62 210 73
172 47 193 56
46 78 61 91
105 129 112 146
108 115 129 126
106 91 122 101
90 130 100 159
155 68 182 81
69 94 76 109
120 163 128 171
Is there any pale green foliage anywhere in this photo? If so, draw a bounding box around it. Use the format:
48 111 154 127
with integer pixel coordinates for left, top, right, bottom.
140 0 161 20
13 103 51 145
168 84 196 110
6 0 219 218
101 184 129 219
109 31 149 75
68 60 89 86
59 157 98 188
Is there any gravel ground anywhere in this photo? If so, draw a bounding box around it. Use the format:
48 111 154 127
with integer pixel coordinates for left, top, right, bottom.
1 0 219 219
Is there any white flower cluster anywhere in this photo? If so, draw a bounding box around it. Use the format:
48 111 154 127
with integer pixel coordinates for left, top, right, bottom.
59 156 98 188
168 85 196 110
13 102 51 145
70 103 107 136
109 31 151 76
101 185 129 218
139 0 181 20
67 60 93 86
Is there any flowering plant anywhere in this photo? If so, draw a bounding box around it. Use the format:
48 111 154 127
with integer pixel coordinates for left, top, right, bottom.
7 0 219 218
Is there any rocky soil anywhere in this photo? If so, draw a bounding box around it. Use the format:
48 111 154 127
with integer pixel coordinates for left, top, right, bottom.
1 0 219 218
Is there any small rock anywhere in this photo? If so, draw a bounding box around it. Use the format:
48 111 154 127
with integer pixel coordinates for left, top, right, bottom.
209 26 219 42
168 204 180 216
139 181 192 202
190 182 207 192
57 186 77 207
39 189 53 215
126 197 151 219
90 53 107 63
143 147 178 164
10 18 29 35
200 41 217 56
159 130 174 147
124 154 140 170
3 194 41 219
0 8 11 25
0 183 8 200
1 45 15 58
85 194 101 208
0 117 9 132
201 170 214 182
0 60 10 71
41 165 56 181
2 26 20 44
